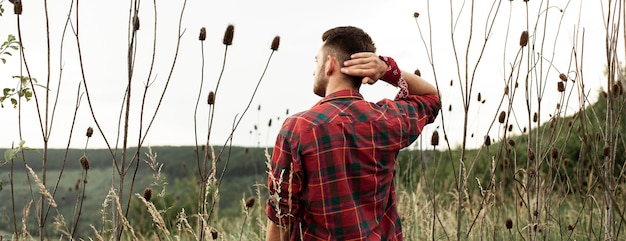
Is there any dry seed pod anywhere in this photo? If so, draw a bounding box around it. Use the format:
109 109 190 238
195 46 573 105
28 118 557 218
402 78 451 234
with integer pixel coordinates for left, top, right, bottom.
223 24 234 45
271 35 280 50
533 112 538 123
520 31 529 47
245 197 256 208
508 139 516 147
413 12 420 18
199 27 207 41
431 131 440 146
526 168 536 178
498 111 506 124
477 93 482 102
414 69 421 76
505 218 513 229
558 82 565 92
11 0 22 15
551 147 559 159
484 135 491 146
528 149 535 161
559 73 567 82
79 155 90 170
211 230 218 240
207 91 215 105
603 146 610 157
143 188 152 202
133 15 140 31
86 127 94 138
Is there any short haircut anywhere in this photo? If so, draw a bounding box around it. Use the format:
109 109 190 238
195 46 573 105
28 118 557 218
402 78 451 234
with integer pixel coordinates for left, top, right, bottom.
322 26 376 87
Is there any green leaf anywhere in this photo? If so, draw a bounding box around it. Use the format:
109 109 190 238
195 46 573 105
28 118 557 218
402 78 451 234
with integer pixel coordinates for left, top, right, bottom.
10 98 17 108
4 51 12 56
1 58 5 64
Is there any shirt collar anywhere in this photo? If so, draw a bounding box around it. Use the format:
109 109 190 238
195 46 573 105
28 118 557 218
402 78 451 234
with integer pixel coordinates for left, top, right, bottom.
315 89 363 106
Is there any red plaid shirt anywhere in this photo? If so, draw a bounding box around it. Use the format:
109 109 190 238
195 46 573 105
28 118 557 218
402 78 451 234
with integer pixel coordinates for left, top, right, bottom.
267 82 440 240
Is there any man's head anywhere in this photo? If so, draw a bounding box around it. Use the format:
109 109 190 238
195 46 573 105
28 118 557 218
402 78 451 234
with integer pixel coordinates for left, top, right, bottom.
313 26 376 97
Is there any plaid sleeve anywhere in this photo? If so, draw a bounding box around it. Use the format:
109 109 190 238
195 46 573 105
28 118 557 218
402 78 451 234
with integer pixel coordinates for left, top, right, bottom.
266 122 303 225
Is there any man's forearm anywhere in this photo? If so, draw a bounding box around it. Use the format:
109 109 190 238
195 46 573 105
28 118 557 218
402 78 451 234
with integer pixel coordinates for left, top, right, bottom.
266 219 290 241
401 70 439 97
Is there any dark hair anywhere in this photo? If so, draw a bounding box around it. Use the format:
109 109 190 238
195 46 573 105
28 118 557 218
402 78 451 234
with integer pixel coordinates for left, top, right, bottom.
322 26 376 87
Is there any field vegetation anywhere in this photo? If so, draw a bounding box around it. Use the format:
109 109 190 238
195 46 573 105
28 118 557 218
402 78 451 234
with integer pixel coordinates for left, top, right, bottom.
1 0 625 241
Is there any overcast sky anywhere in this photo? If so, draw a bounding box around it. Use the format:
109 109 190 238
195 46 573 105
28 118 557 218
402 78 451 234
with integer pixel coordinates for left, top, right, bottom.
0 0 610 150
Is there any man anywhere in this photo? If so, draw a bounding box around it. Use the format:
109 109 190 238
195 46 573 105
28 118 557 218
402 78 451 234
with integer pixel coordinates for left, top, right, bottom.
266 26 441 241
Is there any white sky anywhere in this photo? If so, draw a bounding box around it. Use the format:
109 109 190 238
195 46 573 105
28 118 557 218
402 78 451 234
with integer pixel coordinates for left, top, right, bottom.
0 0 612 150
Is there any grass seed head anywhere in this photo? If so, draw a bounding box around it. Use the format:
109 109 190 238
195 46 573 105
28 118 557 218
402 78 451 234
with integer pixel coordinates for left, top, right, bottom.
79 155 90 170
520 31 529 47
271 35 280 50
199 27 206 41
223 24 234 45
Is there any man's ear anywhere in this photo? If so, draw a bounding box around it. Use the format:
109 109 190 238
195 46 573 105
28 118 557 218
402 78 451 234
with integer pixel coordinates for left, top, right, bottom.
325 55 337 77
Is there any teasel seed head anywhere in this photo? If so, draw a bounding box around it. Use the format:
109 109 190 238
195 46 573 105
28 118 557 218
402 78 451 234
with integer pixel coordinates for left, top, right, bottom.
413 12 420 18
245 197 256 209
207 91 215 105
414 69 421 76
528 149 535 161
11 0 22 15
133 15 140 31
86 127 94 138
551 147 559 159
505 218 513 229
508 139 516 147
431 131 440 147
484 135 491 146
271 35 280 51
79 155 90 170
498 111 506 124
199 27 207 41
143 188 152 202
557 81 565 92
559 73 567 82
520 31 529 47
568 224 574 231
211 230 219 240
526 167 536 178
223 24 234 45
613 83 622 97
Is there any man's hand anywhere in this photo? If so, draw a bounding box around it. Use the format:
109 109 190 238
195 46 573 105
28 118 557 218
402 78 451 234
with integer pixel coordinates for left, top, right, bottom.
340 52 388 85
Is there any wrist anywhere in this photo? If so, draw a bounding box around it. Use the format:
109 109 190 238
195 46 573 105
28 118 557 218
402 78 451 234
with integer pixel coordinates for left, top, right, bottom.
379 56 401 86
